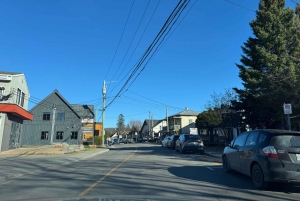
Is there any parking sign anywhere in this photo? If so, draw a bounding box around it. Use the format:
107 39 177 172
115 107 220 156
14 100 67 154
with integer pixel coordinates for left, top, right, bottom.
283 104 292 114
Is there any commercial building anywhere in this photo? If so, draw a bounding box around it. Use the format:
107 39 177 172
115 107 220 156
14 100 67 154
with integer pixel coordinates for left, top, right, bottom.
0 71 33 152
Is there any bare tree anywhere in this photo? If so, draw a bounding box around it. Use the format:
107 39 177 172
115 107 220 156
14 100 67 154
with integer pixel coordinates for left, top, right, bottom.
129 119 142 132
202 88 238 139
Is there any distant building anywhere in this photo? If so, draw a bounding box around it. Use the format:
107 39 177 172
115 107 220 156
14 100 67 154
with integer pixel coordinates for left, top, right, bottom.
168 108 199 134
141 119 167 140
22 89 94 145
0 71 33 152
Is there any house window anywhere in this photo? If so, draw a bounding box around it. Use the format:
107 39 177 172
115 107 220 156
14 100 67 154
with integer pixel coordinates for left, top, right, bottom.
189 119 193 124
71 131 78 139
201 130 207 135
41 131 49 140
0 87 5 96
16 88 21 104
21 92 25 107
57 113 65 121
56 131 64 140
43 112 50 120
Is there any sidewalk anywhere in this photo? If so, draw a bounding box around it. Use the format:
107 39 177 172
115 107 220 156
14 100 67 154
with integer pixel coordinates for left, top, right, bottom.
204 145 224 158
0 145 84 155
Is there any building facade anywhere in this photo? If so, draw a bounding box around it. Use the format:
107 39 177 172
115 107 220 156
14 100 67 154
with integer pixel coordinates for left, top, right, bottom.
168 108 199 134
22 90 94 145
0 71 33 152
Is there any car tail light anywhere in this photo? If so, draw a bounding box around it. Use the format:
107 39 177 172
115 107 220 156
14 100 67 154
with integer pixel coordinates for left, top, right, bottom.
263 146 279 159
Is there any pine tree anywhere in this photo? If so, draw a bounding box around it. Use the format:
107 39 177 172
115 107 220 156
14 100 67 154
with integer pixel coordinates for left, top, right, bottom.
233 0 300 129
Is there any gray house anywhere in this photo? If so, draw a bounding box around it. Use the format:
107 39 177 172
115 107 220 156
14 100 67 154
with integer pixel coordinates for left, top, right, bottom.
22 89 94 146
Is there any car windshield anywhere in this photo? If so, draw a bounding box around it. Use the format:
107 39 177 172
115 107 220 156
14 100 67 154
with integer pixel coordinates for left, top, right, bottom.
3 1 300 201
271 135 300 148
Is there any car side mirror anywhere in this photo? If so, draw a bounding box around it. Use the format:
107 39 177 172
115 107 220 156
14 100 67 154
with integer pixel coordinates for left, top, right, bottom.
225 141 231 147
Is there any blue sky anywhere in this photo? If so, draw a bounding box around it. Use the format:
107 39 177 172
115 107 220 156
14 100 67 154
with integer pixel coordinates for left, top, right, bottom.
1 0 298 128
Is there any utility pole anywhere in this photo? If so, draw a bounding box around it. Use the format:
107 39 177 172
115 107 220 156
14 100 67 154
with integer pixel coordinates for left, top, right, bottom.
50 104 56 144
166 105 169 134
149 111 151 141
151 115 153 139
93 107 97 145
102 81 106 147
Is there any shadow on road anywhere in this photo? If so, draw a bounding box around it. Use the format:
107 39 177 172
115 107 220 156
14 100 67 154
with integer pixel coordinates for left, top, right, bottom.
168 165 300 195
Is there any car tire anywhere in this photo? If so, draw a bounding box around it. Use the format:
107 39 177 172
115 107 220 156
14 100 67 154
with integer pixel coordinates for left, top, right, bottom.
222 156 231 173
180 146 185 154
251 164 269 189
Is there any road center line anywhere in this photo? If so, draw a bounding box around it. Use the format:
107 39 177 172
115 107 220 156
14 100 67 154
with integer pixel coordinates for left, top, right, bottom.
78 149 137 197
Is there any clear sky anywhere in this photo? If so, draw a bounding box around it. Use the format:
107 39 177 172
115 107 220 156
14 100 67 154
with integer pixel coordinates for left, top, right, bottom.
1 0 298 128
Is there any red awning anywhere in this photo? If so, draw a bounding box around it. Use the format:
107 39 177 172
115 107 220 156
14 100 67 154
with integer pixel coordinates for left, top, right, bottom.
0 104 33 120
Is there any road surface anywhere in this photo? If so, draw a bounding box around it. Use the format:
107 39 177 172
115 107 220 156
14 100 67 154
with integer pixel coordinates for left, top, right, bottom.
0 143 299 201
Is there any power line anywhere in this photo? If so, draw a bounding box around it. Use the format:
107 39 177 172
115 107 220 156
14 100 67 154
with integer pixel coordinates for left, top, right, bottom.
104 0 135 80
290 0 299 4
106 0 191 109
224 0 255 12
125 90 184 110
108 0 151 85
108 0 161 95
124 0 191 91
106 0 187 101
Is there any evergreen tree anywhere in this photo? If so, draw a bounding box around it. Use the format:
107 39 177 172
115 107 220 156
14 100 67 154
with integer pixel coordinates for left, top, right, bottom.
233 0 300 129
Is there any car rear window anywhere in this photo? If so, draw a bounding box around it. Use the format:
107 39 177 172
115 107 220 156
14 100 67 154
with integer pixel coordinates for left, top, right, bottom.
185 135 201 139
271 134 300 148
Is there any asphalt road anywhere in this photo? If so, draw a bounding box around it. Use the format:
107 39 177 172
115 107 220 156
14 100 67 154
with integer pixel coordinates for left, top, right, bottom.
0 143 299 201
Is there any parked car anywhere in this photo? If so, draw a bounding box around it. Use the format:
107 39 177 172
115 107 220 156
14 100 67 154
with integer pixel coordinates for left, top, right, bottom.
113 139 120 144
222 129 300 189
161 136 170 147
175 134 204 154
167 135 179 150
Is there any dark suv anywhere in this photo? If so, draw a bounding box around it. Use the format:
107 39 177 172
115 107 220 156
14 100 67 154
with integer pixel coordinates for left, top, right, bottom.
222 129 300 189
175 134 204 154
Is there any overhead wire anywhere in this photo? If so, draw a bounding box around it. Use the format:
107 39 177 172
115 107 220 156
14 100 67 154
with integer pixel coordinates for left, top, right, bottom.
104 0 135 80
124 0 191 91
224 0 255 12
106 0 190 109
109 0 185 96
107 0 161 95
108 0 151 87
122 91 184 110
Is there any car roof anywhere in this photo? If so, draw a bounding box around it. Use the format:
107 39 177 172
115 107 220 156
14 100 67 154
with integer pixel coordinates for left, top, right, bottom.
249 129 300 135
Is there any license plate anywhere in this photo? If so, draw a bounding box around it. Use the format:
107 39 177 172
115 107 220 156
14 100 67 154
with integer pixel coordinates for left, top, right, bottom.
296 154 300 161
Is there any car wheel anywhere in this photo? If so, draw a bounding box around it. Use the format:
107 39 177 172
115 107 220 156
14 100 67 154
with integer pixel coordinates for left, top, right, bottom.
180 146 185 154
251 164 269 189
222 156 231 173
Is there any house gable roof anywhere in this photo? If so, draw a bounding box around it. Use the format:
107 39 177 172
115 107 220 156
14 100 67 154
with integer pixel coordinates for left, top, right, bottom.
169 109 199 117
71 104 94 119
0 71 23 75
29 89 81 118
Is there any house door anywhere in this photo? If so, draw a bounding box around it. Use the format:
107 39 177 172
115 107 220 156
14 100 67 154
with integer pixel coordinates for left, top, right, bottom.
9 122 22 149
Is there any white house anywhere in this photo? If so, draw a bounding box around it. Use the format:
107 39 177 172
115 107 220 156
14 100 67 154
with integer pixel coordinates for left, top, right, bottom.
141 119 167 140
168 108 199 134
